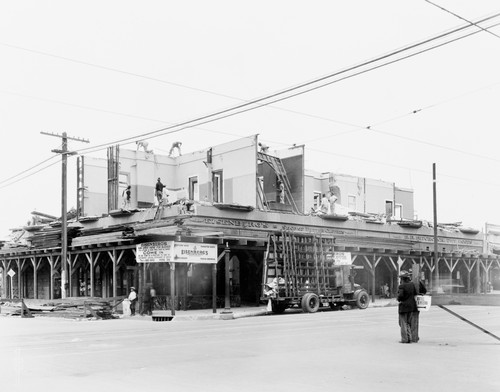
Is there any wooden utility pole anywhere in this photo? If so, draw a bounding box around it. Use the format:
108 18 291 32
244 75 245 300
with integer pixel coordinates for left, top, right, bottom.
432 163 439 293
41 132 89 298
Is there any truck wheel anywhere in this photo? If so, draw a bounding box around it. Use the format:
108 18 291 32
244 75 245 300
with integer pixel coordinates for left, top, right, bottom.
355 290 370 309
271 301 287 314
301 293 320 313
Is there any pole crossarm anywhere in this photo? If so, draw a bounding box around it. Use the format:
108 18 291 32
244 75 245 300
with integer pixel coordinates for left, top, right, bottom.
41 131 89 144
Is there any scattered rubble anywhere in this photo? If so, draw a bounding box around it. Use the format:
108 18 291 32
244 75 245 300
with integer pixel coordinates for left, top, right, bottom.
0 297 121 320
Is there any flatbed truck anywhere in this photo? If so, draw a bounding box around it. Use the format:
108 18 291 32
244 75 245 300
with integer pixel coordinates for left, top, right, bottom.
262 232 370 313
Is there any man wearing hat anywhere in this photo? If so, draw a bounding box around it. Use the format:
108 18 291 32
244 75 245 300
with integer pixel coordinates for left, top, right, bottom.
128 287 138 316
396 270 418 343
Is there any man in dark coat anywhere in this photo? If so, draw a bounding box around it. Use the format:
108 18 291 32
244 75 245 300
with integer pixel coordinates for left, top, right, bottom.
411 278 427 343
141 284 152 316
155 178 166 204
397 271 417 343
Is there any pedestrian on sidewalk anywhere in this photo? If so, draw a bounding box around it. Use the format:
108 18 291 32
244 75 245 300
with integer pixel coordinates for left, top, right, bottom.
141 284 153 316
396 271 417 343
150 285 157 312
128 287 138 316
383 283 390 298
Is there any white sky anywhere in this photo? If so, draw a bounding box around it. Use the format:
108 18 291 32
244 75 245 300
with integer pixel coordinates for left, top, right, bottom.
1 0 500 237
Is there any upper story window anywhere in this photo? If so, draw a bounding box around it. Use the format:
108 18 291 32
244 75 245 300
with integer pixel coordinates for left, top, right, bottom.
189 176 199 201
394 204 402 220
385 200 393 218
348 195 356 211
313 192 322 210
212 170 223 203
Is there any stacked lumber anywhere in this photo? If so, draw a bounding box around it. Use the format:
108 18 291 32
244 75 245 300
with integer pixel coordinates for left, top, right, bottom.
0 298 119 320
72 225 135 247
27 226 81 248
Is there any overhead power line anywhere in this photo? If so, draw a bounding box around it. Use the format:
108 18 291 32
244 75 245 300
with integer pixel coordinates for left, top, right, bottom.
3 12 500 186
0 42 243 103
0 154 59 186
74 12 500 156
425 0 500 40
307 146 500 189
0 159 60 189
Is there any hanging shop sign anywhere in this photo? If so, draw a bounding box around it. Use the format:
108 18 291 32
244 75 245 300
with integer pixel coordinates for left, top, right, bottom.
171 242 218 264
332 252 352 265
136 241 172 263
136 241 218 264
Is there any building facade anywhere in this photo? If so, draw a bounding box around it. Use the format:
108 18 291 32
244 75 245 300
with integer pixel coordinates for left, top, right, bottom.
1 136 498 307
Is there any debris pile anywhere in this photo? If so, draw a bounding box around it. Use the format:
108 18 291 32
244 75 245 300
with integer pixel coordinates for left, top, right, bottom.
0 298 120 320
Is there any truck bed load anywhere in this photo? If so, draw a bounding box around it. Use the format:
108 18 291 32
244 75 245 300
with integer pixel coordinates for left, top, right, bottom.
262 231 369 313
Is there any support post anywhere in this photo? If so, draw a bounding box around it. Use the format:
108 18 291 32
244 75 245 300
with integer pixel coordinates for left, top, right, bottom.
17 259 22 299
212 263 217 313
371 255 376 303
33 257 38 299
89 254 94 297
49 255 54 300
170 263 176 316
221 243 233 317
113 249 117 307
476 258 481 293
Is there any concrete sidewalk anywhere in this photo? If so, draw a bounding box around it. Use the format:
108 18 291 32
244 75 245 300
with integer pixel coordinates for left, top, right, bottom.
129 297 398 322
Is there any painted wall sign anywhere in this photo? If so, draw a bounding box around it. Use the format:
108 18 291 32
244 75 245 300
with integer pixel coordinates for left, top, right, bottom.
393 233 481 247
136 241 172 263
190 216 483 252
192 217 355 236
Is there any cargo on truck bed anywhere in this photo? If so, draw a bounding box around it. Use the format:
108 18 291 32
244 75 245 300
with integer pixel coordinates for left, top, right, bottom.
262 231 369 313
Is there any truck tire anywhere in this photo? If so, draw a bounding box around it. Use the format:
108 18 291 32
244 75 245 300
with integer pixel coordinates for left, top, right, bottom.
301 293 320 313
271 301 287 314
355 290 370 309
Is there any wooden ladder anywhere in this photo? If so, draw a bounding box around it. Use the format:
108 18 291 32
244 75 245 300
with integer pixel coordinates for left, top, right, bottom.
257 152 299 214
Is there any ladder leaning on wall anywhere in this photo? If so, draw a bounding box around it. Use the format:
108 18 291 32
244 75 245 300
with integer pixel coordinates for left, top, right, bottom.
257 151 299 214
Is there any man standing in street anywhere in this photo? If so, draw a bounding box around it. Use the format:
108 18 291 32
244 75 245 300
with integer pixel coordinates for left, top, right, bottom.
411 275 427 343
397 271 417 343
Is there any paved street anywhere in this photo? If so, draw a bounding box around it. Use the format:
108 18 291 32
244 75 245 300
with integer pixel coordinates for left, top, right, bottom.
1 305 499 392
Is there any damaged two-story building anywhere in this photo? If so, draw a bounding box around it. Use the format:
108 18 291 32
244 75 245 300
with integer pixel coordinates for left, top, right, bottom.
1 135 498 311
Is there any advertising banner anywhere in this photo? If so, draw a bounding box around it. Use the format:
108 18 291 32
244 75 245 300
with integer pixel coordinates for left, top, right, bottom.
136 241 218 264
171 242 218 264
136 241 172 263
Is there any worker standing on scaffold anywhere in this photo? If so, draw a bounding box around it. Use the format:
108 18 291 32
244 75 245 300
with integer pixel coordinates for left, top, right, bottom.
155 178 166 204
